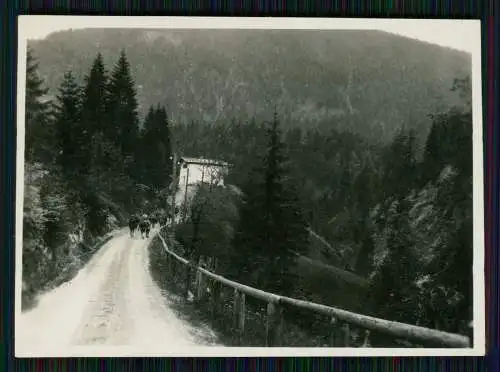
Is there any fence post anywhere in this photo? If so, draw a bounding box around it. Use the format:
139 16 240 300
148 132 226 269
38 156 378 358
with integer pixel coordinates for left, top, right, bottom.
232 288 241 344
276 302 284 346
265 300 284 347
167 252 172 278
211 280 221 318
342 323 351 346
329 317 339 346
265 302 276 347
238 293 246 344
195 270 204 302
185 263 191 301
362 329 371 347
167 250 174 280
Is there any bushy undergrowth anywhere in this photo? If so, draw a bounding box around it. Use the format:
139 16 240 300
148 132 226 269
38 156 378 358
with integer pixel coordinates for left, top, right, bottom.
22 162 119 309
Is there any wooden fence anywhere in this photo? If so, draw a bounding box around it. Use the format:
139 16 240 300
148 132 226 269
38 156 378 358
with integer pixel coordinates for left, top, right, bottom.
155 232 471 348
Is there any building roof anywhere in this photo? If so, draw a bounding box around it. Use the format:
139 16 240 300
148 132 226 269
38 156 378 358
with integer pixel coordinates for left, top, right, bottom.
179 157 229 167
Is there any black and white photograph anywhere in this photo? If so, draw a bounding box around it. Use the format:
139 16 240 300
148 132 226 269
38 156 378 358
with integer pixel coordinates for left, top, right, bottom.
15 16 484 357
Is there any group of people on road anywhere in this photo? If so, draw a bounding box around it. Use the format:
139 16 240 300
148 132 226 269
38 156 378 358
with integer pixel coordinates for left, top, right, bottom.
128 212 172 239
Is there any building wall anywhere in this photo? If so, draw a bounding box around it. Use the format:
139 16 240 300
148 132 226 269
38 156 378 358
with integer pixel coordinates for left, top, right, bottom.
178 163 226 189
175 162 228 210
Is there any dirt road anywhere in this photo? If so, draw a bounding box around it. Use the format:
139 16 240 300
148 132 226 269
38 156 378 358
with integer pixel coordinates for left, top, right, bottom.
16 229 220 356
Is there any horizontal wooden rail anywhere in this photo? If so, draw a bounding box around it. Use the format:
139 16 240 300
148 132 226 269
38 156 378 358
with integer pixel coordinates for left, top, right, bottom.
198 263 282 304
155 232 470 348
157 233 281 303
279 296 470 348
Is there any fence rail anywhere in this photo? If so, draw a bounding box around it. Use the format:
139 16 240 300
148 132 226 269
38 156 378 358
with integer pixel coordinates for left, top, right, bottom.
156 232 471 348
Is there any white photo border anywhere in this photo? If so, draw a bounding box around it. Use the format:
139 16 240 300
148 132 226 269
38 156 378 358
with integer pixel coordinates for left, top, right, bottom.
15 15 485 357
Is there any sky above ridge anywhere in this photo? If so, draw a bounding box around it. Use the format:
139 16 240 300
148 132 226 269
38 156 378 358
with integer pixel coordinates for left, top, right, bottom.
20 16 479 54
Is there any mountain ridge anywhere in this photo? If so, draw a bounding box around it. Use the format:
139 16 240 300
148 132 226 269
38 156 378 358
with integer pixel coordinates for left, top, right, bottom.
28 28 471 143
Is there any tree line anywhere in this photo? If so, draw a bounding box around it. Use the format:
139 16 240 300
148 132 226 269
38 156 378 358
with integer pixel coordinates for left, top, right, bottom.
171 77 472 336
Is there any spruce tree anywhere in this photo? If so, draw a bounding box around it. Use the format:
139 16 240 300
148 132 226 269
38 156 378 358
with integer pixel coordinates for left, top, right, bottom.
25 47 52 162
78 53 129 229
81 52 109 134
80 52 110 174
107 49 140 159
53 71 83 179
139 105 173 191
137 106 157 190
233 113 309 295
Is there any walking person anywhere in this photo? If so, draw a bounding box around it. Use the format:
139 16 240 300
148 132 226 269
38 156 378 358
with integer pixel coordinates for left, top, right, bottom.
128 214 140 238
139 214 151 239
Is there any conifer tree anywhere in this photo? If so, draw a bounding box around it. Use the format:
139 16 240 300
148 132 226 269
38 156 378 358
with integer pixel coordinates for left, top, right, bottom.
139 104 173 191
233 113 309 295
81 52 109 135
80 52 110 174
25 47 52 162
136 106 156 189
53 71 83 179
107 49 140 159
78 53 132 226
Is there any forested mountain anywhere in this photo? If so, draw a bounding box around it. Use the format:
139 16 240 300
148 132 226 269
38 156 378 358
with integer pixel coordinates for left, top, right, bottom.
29 28 470 144
23 30 474 341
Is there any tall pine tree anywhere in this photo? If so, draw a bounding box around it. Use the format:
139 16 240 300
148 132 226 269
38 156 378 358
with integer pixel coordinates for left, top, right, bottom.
107 49 140 160
53 71 83 179
139 104 173 192
25 47 52 163
78 52 128 229
233 113 309 296
80 52 110 175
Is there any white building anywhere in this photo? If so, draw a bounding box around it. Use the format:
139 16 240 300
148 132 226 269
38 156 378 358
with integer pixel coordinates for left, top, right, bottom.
175 157 230 207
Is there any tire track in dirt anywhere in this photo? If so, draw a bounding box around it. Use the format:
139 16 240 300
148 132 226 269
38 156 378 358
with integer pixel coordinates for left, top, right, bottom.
71 237 133 346
124 231 221 348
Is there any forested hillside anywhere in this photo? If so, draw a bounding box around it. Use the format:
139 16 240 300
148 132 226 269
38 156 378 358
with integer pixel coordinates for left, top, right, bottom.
29 28 470 144
23 32 473 340
22 49 173 309
170 76 473 336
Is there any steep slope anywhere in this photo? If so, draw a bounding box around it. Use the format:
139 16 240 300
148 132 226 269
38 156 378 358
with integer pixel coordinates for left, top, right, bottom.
28 28 471 143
